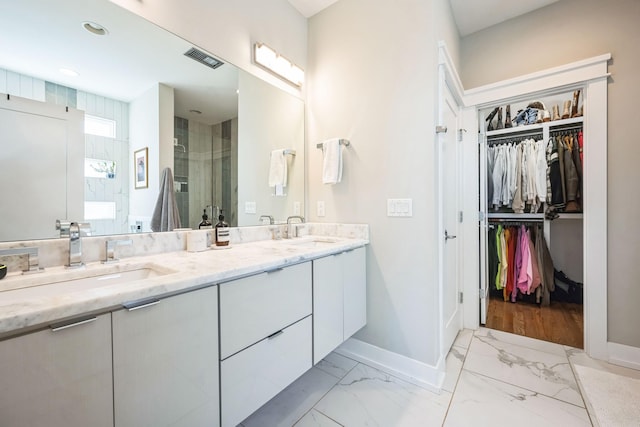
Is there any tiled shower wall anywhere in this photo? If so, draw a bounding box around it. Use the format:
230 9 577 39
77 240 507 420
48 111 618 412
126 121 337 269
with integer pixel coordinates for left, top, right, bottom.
175 117 238 229
174 116 190 226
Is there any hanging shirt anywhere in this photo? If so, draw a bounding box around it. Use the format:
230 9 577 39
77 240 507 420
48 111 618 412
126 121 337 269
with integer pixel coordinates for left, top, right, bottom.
528 230 542 294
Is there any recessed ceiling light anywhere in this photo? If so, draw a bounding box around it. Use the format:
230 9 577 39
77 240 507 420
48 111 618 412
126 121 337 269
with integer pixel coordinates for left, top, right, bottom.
189 109 202 115
59 68 79 77
82 21 109 36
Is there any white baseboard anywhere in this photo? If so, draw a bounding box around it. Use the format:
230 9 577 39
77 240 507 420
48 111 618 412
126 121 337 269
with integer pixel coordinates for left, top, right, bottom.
608 342 640 371
334 338 445 393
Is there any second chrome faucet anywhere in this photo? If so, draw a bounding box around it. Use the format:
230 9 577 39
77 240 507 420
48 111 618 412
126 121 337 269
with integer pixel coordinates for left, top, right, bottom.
67 222 91 268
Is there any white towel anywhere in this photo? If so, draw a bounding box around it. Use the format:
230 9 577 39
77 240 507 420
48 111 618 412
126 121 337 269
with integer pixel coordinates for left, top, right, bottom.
322 138 343 184
268 149 287 187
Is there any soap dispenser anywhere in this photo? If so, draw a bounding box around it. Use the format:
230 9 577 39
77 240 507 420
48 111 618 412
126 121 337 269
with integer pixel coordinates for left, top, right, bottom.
215 209 230 246
198 208 212 229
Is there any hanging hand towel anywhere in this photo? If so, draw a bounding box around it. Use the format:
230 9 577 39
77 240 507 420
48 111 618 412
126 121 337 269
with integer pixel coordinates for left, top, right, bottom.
322 138 343 185
268 149 287 188
151 167 182 232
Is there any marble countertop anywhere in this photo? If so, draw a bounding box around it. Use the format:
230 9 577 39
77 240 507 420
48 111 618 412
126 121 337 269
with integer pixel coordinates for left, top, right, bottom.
0 235 368 338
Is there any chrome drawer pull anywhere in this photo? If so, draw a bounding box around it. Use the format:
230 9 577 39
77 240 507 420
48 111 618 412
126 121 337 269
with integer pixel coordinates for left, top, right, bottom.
123 298 161 311
265 267 284 274
267 329 284 339
50 316 97 332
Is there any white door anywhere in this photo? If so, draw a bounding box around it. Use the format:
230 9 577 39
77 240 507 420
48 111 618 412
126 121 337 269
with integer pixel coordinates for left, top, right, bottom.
439 75 462 355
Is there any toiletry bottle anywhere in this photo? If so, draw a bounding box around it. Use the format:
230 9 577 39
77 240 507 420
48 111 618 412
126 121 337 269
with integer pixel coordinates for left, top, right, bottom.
215 209 230 246
199 209 212 229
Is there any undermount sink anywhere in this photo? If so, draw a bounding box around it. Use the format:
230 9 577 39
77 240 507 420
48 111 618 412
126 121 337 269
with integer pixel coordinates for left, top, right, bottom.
285 237 340 247
0 264 175 303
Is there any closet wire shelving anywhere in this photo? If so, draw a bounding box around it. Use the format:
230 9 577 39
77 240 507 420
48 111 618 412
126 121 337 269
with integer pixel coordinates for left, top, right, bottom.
485 115 585 226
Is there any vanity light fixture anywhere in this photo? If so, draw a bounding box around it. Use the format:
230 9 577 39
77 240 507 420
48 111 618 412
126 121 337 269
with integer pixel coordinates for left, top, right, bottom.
254 43 304 87
82 21 109 36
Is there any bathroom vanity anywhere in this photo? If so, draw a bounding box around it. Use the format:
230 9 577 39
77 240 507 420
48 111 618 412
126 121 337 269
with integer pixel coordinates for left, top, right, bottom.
0 224 368 427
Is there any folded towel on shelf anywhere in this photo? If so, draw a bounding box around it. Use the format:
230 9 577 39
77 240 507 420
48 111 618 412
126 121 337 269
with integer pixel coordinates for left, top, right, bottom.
151 167 182 232
322 138 343 185
268 149 287 188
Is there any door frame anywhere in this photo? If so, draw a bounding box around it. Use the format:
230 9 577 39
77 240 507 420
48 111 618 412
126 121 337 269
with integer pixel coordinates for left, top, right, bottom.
459 53 611 361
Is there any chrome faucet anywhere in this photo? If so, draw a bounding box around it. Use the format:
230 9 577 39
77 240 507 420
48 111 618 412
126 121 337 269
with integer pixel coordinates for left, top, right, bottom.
67 222 91 268
0 247 43 274
286 215 305 238
259 215 275 225
102 239 133 264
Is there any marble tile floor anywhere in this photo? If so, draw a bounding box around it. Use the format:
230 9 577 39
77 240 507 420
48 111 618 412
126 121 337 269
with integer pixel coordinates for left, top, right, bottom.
239 328 640 426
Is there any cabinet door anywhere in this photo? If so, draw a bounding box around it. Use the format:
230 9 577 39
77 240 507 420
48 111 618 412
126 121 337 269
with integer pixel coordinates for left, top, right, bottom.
0 313 113 427
343 247 367 338
113 286 219 427
313 254 344 364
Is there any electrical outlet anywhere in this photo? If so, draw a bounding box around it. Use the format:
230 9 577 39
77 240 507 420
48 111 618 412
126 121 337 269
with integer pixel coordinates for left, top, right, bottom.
317 201 325 217
293 201 301 216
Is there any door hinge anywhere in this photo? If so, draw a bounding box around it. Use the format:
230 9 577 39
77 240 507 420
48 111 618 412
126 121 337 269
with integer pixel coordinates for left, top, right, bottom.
458 128 467 142
459 292 463 304
436 125 448 133
478 211 485 221
459 211 463 223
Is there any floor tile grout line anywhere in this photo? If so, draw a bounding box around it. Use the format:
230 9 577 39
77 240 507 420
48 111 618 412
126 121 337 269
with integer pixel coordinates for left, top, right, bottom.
564 348 597 426
441 331 475 425
460 367 589 410
292 360 360 427
479 327 580 358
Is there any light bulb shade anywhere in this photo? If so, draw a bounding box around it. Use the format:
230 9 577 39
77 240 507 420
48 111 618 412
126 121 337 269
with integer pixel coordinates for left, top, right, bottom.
254 42 304 87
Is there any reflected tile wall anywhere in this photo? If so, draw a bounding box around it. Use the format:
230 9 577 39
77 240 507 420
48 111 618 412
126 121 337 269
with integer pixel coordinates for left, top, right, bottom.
78 91 129 236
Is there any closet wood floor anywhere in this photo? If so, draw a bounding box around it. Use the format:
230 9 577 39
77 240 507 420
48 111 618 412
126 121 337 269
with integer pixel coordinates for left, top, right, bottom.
485 297 584 349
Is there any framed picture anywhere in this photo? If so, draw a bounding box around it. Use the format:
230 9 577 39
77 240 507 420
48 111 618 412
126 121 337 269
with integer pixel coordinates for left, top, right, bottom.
134 147 148 189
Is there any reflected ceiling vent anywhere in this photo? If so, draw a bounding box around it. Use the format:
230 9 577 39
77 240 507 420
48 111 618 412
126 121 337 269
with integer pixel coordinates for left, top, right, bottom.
184 47 224 70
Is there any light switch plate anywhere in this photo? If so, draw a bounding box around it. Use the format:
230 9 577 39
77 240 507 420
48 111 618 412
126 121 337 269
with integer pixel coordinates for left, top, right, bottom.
245 201 256 214
317 201 325 217
387 198 413 217
293 201 301 216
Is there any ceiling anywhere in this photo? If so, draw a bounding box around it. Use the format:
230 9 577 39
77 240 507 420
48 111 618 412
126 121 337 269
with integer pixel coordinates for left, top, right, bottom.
287 0 560 36
0 0 239 125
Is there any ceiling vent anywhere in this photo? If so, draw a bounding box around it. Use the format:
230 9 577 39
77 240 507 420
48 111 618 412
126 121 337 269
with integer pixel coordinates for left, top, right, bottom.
184 47 224 70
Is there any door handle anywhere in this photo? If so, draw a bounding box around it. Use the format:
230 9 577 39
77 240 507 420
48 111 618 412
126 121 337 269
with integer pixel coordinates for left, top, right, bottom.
444 230 457 241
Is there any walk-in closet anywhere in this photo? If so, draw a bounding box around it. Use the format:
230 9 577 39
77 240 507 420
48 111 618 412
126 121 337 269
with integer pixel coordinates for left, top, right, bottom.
479 88 585 348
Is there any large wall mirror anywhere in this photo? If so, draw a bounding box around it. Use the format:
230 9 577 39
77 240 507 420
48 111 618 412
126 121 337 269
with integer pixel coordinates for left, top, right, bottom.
0 0 304 242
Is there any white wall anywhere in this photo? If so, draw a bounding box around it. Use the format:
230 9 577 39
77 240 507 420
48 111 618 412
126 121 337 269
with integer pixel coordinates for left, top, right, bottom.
129 83 174 227
237 71 305 225
459 0 640 349
108 0 307 99
307 0 459 366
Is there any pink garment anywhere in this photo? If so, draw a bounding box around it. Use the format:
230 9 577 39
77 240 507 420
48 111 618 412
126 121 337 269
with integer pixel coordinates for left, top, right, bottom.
528 230 542 294
517 225 532 295
511 226 523 302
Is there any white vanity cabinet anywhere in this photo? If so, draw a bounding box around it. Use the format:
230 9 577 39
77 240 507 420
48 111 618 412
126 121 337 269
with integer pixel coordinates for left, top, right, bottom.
112 286 219 427
219 262 312 427
0 313 113 427
313 246 367 364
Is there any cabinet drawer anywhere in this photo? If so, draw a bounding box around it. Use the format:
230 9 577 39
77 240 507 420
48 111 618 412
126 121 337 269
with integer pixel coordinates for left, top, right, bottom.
220 262 311 359
220 316 312 427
